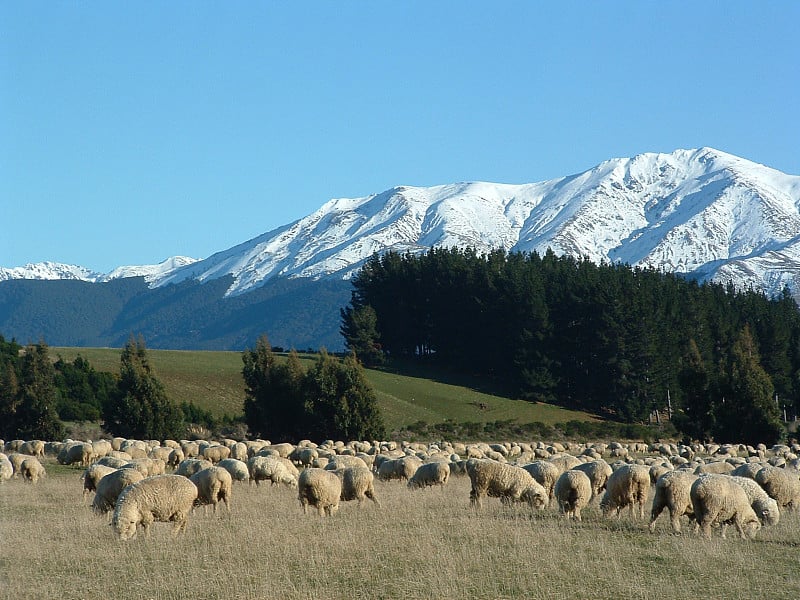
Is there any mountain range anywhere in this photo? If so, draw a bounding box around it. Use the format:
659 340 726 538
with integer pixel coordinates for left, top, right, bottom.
2 147 799 350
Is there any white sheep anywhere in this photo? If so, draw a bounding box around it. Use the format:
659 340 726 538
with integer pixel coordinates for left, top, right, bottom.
19 456 46 483
377 456 423 482
175 458 214 478
19 440 45 457
694 461 735 476
336 466 380 506
247 455 298 487
0 454 12 482
730 462 765 480
92 467 146 514
547 454 582 473
522 461 561 507
298 468 342 516
690 474 760 539
407 462 450 490
201 445 231 464
216 458 250 483
82 464 117 497
572 459 613 502
554 469 593 521
729 475 780 526
600 463 650 519
190 466 233 513
755 466 800 511
648 470 699 533
112 474 199 540
466 459 548 509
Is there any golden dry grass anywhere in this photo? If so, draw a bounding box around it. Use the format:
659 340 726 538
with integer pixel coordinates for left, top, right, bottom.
2 459 800 600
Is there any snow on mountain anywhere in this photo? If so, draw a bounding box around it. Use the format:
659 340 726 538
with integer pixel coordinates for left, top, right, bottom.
0 257 198 284
3 148 800 301
155 147 800 299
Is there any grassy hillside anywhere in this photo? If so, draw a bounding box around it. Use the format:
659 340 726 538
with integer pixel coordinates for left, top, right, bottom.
53 347 598 433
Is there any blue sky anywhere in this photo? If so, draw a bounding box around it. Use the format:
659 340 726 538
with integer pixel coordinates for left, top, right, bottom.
2 2 798 273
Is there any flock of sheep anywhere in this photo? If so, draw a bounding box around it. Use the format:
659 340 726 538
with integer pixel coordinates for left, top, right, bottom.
2 435 799 541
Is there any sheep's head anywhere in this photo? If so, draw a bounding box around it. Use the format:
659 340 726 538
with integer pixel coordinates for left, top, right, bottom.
754 497 780 527
521 485 547 510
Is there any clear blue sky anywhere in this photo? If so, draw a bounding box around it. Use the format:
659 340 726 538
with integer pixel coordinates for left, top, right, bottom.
2 2 798 273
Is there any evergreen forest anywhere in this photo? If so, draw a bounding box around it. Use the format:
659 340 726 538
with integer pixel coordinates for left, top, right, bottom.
341 248 799 444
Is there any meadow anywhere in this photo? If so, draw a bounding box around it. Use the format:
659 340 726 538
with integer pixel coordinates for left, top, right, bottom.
2 457 799 600
52 347 598 433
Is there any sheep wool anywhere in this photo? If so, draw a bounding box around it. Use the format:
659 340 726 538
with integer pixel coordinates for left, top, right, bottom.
112 474 198 540
407 462 450 491
466 459 547 509
92 467 146 514
554 470 593 521
691 475 761 539
298 468 342 516
190 466 233 513
600 464 650 519
648 470 699 533
522 461 561 507
729 475 780 526
337 466 380 506
755 466 800 511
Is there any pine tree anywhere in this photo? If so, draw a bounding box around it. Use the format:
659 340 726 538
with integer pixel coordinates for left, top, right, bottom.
713 325 783 445
14 342 65 440
340 304 385 366
674 339 714 441
103 335 183 440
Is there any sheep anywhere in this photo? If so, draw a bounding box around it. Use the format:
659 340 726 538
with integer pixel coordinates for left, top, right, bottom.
554 469 593 521
729 475 780 526
7 453 33 477
82 464 117 497
94 456 129 469
377 456 423 482
201 445 231 464
0 454 12 482
548 454 582 473
175 458 214 478
92 468 146 514
694 461 735 476
648 470 699 533
466 459 548 509
522 461 561 507
336 466 380 506
19 440 45 457
58 441 95 466
247 456 298 487
298 468 342 516
600 464 650 519
112 474 198 540
690 475 761 539
324 454 370 471
755 466 800 511
216 458 250 483
19 456 45 483
407 462 450 490
648 462 673 486
730 462 766 480
572 459 614 502
190 466 233 513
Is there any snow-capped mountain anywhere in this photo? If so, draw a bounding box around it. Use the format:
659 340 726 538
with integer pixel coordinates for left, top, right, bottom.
3 147 800 301
155 147 800 298
0 257 198 284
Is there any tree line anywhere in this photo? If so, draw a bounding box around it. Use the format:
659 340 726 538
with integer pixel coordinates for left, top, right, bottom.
0 333 385 443
341 248 797 445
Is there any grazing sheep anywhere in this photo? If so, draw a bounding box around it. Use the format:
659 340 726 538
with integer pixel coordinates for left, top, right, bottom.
325 454 370 471
94 456 129 469
600 464 650 519
298 468 342 516
694 461 735 476
58 442 95 466
408 462 450 490
201 445 231 464
19 440 45 457
19 456 45 483
92 468 146 514
112 474 198 540
548 454 582 474
554 470 593 521
7 453 33 477
648 470 699 533
466 459 547 509
216 458 250 483
247 456 298 487
190 466 233 513
377 456 423 482
175 458 214 478
572 459 614 502
0 454 12 482
522 461 561 507
648 462 673 486
336 466 380 506
729 476 780 526
690 475 761 539
755 466 800 511
82 464 117 497
730 462 765 480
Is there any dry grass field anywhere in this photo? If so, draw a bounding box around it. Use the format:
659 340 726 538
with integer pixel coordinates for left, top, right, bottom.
2 458 799 600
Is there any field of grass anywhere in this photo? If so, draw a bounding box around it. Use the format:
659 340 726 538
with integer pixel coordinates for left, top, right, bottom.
52 347 598 434
2 459 799 600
